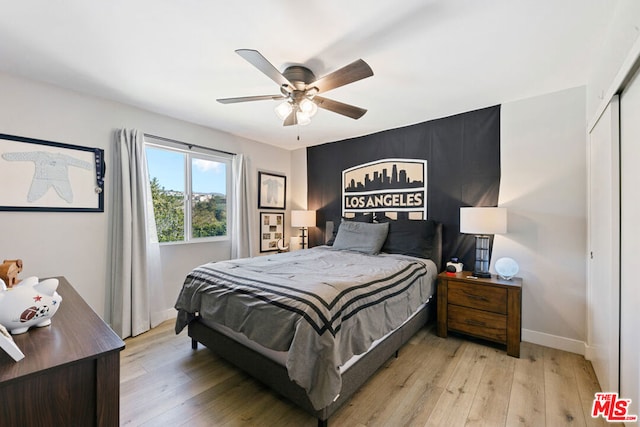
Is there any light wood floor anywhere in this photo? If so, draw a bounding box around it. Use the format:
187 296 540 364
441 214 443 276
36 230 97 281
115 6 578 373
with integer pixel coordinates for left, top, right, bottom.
120 319 606 426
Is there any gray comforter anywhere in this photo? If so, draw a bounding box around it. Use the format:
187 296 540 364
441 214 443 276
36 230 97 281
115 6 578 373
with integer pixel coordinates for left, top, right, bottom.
174 246 437 410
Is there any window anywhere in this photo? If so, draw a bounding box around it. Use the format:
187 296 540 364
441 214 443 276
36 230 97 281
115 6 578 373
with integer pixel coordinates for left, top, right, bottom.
145 140 231 243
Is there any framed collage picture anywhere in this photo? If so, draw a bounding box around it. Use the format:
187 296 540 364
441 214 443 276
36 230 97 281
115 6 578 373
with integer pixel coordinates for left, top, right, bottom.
260 212 284 252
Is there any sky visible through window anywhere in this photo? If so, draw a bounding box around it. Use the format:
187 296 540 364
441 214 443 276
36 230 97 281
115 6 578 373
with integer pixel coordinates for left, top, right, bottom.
146 147 226 195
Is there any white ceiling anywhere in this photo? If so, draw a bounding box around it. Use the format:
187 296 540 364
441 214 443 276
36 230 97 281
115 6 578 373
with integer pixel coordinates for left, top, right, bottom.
0 1 615 150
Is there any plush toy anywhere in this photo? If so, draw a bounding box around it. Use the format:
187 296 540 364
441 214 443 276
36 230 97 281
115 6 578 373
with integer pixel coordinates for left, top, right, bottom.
0 276 62 335
0 259 23 288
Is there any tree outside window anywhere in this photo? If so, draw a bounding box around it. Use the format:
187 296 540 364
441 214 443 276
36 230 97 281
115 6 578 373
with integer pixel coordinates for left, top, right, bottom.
145 144 229 243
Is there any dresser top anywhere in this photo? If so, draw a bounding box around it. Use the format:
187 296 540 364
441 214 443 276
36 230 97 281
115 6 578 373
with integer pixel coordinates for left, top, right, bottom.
0 277 125 383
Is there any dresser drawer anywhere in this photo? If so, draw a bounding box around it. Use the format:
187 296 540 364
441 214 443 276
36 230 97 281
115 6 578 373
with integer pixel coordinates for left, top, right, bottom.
448 281 507 314
448 305 507 343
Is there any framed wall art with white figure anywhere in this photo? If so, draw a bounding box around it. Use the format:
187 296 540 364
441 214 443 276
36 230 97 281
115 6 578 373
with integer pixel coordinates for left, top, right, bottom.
0 133 105 212
258 171 286 210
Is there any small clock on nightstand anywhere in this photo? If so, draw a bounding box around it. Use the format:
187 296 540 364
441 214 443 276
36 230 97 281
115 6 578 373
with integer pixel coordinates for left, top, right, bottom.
436 271 522 357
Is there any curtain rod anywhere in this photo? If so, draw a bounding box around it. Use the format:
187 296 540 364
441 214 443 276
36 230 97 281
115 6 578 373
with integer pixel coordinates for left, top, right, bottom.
143 133 236 156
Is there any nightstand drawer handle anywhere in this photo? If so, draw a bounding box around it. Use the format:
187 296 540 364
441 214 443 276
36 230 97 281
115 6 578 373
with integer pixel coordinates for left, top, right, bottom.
465 319 486 327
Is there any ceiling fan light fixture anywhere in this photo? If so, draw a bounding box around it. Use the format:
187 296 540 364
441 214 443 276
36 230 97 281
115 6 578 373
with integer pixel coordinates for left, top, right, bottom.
274 101 293 120
299 98 318 117
296 111 312 126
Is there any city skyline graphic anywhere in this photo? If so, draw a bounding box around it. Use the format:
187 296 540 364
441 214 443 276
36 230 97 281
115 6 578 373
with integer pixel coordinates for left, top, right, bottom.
342 158 427 217
344 159 425 193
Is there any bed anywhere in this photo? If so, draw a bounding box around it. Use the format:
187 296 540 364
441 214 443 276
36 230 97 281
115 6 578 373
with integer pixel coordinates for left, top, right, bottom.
175 218 442 426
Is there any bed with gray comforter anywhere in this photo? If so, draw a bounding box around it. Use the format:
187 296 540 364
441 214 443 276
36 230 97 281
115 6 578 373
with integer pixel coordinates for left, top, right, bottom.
175 219 441 426
175 246 437 410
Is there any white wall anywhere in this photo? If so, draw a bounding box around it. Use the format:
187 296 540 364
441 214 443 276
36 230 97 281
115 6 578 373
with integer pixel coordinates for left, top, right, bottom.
587 0 640 123
0 71 291 323
288 147 308 249
290 148 308 210
494 86 587 353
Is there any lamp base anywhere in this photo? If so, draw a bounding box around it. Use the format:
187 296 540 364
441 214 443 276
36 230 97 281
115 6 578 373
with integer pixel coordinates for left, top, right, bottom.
299 227 307 249
473 235 492 279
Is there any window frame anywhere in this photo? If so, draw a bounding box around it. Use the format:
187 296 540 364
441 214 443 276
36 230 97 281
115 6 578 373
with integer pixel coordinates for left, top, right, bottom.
144 139 232 245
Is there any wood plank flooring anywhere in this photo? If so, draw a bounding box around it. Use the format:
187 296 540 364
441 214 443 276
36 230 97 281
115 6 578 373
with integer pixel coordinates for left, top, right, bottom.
120 320 607 426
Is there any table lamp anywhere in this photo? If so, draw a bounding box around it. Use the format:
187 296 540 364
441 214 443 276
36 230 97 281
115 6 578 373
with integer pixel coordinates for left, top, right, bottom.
291 210 316 249
460 207 507 278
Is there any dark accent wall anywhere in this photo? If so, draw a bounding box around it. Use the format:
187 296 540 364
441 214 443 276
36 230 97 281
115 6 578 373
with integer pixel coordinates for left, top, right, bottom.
306 105 501 271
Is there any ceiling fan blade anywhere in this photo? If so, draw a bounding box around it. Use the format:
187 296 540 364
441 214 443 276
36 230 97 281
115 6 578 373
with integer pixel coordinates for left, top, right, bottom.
283 110 298 126
217 95 286 104
308 59 373 93
313 96 367 119
235 49 294 92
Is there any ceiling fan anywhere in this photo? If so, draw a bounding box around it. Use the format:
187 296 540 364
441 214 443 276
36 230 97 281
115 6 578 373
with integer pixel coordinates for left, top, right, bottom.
217 49 374 126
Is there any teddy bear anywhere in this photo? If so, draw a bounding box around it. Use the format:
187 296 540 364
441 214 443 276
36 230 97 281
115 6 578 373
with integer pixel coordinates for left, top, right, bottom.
0 259 23 288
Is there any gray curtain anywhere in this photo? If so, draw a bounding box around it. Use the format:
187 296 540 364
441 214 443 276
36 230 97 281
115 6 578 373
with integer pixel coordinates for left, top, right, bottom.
231 153 252 259
108 128 165 338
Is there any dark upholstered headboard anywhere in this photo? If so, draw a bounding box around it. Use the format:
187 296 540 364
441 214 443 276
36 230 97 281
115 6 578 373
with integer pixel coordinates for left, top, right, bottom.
325 220 443 272
432 222 442 272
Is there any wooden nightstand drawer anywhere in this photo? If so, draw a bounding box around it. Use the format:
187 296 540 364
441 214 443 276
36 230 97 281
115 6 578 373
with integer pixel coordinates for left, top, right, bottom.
437 271 522 357
448 281 507 314
448 305 507 343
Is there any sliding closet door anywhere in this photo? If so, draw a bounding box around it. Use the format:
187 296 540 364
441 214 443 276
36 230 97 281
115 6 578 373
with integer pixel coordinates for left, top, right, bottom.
587 96 620 393
621 66 640 415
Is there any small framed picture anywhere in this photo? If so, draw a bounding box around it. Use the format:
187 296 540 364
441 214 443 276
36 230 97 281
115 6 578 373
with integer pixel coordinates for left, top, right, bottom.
260 212 284 252
0 325 25 362
258 171 286 209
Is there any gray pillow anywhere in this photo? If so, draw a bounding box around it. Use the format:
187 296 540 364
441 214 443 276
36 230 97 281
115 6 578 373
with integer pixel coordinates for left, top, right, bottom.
331 221 389 255
326 214 373 245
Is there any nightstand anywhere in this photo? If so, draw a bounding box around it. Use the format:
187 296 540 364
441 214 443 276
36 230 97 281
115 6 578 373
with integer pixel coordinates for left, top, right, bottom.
436 271 522 357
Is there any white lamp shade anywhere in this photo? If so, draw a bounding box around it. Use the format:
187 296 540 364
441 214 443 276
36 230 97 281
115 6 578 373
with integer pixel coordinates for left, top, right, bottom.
296 111 312 126
299 98 318 117
460 207 507 234
274 101 293 120
291 210 316 227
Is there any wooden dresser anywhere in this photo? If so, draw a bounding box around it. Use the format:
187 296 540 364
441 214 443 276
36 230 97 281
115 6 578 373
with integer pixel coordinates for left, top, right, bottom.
0 277 125 426
437 271 522 357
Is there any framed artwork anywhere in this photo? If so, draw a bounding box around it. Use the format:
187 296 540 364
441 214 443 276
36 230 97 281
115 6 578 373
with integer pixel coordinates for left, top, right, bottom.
258 171 286 209
0 133 105 212
260 211 284 252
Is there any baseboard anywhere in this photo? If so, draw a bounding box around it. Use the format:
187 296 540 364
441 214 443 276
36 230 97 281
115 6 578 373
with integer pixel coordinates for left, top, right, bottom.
522 328 586 356
584 344 596 361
